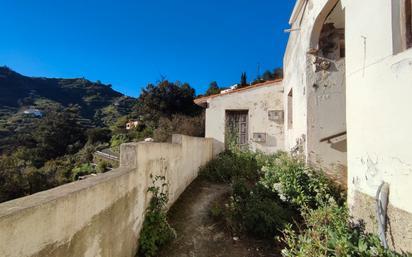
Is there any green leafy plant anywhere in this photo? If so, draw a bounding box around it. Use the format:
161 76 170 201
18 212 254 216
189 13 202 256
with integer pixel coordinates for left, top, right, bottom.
229 181 295 238
279 203 405 257
96 161 111 173
71 163 95 180
199 150 260 183
200 149 294 238
260 153 344 209
138 175 176 257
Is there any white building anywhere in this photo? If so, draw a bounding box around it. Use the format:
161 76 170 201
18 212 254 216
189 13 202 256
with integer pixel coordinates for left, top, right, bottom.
285 0 412 252
23 107 43 117
195 80 284 155
125 120 139 130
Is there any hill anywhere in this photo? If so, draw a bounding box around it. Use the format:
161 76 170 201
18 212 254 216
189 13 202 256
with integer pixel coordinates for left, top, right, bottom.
0 66 135 128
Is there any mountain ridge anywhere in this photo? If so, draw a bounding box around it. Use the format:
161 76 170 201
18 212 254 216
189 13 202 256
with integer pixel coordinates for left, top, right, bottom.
0 66 135 127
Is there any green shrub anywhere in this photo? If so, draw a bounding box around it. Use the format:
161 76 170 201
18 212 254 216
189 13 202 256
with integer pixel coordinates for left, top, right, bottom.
261 154 344 209
96 161 111 173
200 150 294 238
229 181 296 238
128 126 154 142
200 150 407 256
280 203 405 257
199 150 260 183
138 175 176 257
71 163 95 180
110 133 129 152
86 127 112 144
209 201 224 220
153 114 204 142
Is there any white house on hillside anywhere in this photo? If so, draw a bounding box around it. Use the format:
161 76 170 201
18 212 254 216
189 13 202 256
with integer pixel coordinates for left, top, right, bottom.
195 80 284 155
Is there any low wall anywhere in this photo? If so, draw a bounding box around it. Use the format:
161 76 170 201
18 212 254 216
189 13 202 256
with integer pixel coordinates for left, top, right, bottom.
0 135 213 257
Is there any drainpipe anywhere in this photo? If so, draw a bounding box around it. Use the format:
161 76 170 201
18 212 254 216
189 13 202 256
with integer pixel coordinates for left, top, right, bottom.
375 182 389 249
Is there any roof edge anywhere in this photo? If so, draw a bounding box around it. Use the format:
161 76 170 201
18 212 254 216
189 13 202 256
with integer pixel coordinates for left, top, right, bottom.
194 79 282 106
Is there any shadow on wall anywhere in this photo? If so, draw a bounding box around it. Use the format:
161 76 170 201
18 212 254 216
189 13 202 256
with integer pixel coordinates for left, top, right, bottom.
0 135 214 257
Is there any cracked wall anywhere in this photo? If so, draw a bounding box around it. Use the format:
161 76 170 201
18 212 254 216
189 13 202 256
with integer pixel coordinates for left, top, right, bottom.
344 0 412 252
205 81 284 154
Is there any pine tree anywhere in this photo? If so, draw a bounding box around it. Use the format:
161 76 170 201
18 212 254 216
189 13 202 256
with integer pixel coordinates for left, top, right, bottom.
205 81 220 96
239 72 248 88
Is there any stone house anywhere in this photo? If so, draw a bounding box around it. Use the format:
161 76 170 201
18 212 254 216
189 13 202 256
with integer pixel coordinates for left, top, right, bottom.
195 80 284 155
285 0 412 252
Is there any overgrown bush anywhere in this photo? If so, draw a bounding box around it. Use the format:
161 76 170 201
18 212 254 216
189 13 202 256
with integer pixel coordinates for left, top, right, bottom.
96 161 111 173
110 133 129 152
153 114 205 142
280 203 405 257
200 149 407 256
201 150 293 238
138 175 176 257
261 153 344 209
229 181 296 238
199 150 260 183
71 163 95 180
86 127 112 144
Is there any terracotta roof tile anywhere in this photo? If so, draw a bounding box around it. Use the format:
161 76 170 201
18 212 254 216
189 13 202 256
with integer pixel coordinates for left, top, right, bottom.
194 79 282 105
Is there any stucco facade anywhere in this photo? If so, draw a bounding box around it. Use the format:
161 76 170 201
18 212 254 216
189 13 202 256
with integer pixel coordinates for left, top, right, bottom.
343 0 412 252
284 0 347 186
285 0 412 252
196 81 284 155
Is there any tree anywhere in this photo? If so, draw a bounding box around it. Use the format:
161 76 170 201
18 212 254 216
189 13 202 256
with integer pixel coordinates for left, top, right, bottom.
273 68 284 80
239 72 248 88
33 107 86 164
262 70 274 81
133 80 201 126
86 128 112 145
205 81 220 96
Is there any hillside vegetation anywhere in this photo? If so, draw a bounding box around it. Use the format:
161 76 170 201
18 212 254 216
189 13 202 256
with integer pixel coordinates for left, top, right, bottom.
0 67 204 203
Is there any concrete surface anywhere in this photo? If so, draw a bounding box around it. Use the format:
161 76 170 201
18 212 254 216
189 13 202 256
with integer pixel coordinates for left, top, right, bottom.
157 178 280 257
0 135 213 257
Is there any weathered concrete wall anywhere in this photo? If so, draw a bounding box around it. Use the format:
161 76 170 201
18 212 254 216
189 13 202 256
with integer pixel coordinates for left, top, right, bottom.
285 0 412 252
205 81 284 154
307 58 347 186
343 0 412 252
0 135 213 257
284 0 347 185
350 190 412 253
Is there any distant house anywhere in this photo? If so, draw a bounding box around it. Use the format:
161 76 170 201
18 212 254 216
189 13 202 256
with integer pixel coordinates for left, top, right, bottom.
195 80 284 155
126 120 139 130
23 107 43 117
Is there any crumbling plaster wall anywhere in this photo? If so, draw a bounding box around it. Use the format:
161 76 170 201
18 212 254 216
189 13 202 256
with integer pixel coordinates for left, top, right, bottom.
205 82 284 154
306 1 347 186
284 0 347 178
0 135 213 257
343 0 412 252
284 0 333 154
307 58 347 186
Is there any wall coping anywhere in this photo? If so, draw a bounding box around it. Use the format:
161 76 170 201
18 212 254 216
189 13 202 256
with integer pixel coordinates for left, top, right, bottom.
0 166 134 219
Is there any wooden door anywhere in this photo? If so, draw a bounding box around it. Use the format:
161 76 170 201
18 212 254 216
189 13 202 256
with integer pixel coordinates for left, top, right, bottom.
226 111 248 146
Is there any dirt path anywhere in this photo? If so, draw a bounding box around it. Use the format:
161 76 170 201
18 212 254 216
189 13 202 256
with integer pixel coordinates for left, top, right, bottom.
157 179 280 257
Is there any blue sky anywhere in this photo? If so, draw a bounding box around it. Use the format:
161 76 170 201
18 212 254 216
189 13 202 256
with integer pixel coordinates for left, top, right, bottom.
0 0 295 97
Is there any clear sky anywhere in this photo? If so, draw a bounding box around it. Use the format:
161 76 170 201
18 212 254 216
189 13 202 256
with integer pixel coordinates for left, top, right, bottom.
0 0 295 97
